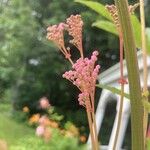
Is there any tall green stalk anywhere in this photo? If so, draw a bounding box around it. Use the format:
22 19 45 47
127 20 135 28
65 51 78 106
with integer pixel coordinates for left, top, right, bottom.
114 0 144 150
139 0 148 147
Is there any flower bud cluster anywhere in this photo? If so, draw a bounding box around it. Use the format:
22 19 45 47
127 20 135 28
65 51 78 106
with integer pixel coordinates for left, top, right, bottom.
106 5 120 28
47 23 66 49
47 15 84 60
106 4 139 31
66 15 83 53
47 15 100 112
63 51 100 111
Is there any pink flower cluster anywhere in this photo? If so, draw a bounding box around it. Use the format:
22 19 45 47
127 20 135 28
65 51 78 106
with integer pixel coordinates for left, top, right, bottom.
66 15 83 55
47 23 66 49
63 51 100 112
36 116 48 137
36 115 51 141
47 15 84 61
47 15 100 112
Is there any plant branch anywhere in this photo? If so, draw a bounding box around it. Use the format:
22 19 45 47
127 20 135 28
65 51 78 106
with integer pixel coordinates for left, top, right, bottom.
86 110 96 150
113 33 125 150
139 0 149 146
113 84 124 150
114 0 144 149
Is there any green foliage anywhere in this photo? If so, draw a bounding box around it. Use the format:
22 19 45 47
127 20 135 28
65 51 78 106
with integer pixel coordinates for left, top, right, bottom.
0 104 85 149
48 107 64 122
11 110 29 123
96 84 130 99
131 15 142 48
146 28 150 54
146 138 150 150
75 0 112 20
0 103 11 112
92 20 118 35
143 100 150 113
115 0 144 149
0 107 34 146
10 130 86 150
75 0 150 54
0 0 75 110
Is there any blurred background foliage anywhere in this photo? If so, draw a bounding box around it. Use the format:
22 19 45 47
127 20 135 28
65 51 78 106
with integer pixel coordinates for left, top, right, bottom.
0 0 150 146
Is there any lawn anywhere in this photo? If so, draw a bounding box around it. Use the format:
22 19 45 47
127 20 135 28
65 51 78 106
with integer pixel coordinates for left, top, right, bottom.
0 103 34 148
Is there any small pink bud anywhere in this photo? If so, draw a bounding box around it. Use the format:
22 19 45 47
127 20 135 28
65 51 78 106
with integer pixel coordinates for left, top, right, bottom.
91 55 97 61
39 97 50 109
36 125 45 137
93 51 99 56
58 23 67 30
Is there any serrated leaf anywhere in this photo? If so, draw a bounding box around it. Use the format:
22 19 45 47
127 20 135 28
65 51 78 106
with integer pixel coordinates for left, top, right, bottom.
96 84 130 99
92 20 118 35
75 0 112 21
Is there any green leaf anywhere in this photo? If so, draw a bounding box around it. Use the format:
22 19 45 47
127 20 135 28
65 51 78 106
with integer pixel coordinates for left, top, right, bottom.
146 28 150 55
75 0 142 49
96 84 130 99
143 101 150 113
75 0 112 21
131 15 142 48
146 139 150 149
92 20 118 35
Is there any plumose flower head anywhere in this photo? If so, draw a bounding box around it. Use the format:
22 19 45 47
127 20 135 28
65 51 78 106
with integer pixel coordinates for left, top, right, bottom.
63 51 100 111
47 14 84 62
47 23 67 49
66 15 83 56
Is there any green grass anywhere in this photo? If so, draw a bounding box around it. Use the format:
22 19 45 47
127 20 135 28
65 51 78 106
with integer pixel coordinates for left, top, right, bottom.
0 103 34 147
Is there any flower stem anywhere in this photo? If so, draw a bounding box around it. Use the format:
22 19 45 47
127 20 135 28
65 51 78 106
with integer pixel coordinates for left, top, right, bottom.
139 0 148 145
90 92 100 150
86 110 96 150
68 58 74 66
140 0 148 91
113 84 124 150
92 112 99 150
114 0 144 149
113 33 125 150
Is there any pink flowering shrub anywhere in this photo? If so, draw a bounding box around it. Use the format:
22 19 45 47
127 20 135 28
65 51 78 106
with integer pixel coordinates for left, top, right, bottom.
31 97 85 143
36 115 52 141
